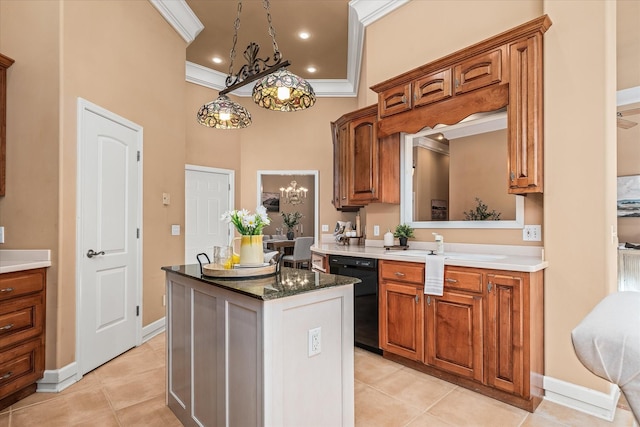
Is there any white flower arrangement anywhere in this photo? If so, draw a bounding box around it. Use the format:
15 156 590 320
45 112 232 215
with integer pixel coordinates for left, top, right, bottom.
221 206 271 235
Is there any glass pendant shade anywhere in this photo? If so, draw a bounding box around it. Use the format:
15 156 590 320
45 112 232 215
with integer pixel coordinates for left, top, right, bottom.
197 95 252 129
252 68 316 112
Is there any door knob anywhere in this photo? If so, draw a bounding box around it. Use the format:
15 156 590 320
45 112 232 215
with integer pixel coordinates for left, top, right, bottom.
87 249 105 258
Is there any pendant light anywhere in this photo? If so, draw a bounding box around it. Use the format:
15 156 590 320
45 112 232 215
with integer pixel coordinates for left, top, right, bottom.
196 0 316 129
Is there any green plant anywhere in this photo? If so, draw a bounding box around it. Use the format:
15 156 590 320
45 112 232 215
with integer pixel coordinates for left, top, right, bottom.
221 206 271 235
281 211 303 230
393 223 415 239
463 197 501 221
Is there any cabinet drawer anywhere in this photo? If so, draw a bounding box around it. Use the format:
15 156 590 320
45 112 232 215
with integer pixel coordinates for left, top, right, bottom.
0 295 44 350
413 69 452 108
380 260 424 284
378 83 412 118
0 338 43 401
453 47 504 94
444 268 483 293
0 269 45 301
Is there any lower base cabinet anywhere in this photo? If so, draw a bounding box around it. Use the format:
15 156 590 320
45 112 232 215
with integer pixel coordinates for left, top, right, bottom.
379 261 544 412
0 268 46 410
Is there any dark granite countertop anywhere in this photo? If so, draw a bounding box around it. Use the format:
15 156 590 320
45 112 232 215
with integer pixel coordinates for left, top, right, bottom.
162 264 360 301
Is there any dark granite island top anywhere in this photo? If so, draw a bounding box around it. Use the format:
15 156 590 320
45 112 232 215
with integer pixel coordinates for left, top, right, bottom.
161 264 360 300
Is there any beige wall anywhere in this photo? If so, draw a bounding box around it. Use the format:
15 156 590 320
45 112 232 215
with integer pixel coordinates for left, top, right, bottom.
0 0 61 368
1 0 187 369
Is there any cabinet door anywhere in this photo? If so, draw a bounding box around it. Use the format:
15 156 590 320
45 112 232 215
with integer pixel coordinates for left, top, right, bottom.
508 35 543 194
425 291 483 382
378 83 412 118
453 47 504 94
413 69 452 108
486 273 524 395
349 114 379 203
379 281 423 361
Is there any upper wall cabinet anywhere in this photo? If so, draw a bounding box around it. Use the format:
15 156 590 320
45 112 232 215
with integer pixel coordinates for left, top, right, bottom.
0 53 15 197
371 15 552 195
331 105 400 210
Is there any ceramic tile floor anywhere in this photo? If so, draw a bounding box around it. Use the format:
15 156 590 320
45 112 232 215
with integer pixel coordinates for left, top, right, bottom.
0 333 635 426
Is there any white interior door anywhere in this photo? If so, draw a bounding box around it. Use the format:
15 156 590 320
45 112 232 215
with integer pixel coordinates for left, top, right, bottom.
185 166 233 263
77 99 142 375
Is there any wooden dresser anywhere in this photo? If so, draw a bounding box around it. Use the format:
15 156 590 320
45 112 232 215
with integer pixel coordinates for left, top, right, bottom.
0 268 46 409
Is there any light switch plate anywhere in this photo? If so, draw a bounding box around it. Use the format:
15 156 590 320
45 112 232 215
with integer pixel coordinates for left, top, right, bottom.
171 224 180 236
0 226 4 244
322 224 329 232
162 193 170 205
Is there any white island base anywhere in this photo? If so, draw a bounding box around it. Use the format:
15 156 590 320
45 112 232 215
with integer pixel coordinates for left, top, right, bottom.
165 266 355 427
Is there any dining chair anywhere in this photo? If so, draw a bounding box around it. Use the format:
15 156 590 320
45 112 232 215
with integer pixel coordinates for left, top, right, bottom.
282 236 314 269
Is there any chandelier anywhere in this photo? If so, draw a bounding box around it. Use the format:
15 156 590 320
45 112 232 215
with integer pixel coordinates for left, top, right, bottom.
197 0 316 130
280 180 308 205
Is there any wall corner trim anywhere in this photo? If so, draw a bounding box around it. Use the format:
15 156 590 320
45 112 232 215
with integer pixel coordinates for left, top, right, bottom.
544 375 620 421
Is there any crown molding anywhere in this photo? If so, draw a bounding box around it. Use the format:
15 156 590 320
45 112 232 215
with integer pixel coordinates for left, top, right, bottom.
176 0 410 97
150 0 204 45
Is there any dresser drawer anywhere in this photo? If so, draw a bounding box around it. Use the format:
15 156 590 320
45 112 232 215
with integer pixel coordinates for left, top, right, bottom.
0 295 44 350
444 267 483 293
380 260 425 284
0 269 45 301
0 338 44 400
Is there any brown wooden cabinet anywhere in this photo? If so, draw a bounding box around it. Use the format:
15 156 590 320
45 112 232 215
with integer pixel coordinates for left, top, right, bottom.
331 105 400 209
380 262 544 412
371 15 551 195
0 53 15 197
378 260 423 361
424 268 484 382
0 268 46 409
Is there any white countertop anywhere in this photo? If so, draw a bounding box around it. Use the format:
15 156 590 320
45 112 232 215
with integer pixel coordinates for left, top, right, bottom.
312 241 547 272
0 250 52 274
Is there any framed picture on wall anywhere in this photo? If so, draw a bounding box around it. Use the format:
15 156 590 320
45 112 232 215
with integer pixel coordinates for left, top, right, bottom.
262 192 280 212
617 175 640 217
431 199 448 221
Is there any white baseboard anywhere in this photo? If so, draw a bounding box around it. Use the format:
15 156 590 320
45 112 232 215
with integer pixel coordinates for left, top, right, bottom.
37 318 166 393
544 375 620 421
142 316 166 342
37 362 78 393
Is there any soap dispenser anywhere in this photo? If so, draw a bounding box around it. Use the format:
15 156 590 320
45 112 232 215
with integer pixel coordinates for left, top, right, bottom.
433 233 444 254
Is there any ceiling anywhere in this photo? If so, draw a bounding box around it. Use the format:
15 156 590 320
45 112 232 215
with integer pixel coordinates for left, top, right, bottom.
185 0 350 81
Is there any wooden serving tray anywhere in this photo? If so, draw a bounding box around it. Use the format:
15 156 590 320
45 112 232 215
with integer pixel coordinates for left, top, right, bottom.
202 263 277 278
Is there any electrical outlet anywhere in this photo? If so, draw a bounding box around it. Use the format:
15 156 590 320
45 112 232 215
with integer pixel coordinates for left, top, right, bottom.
322 224 329 232
373 225 380 236
523 225 541 241
308 327 321 357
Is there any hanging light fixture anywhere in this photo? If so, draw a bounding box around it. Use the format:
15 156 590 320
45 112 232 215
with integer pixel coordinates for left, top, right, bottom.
196 0 316 130
280 180 308 205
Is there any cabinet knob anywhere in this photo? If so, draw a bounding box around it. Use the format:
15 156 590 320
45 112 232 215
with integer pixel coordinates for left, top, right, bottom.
401 95 407 104
488 282 493 292
427 295 431 305
0 287 14 293
394 272 406 277
415 295 419 304
445 278 457 283
0 324 13 331
0 371 12 380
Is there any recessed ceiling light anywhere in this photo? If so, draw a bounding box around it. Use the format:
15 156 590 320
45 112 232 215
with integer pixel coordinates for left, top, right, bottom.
212 56 223 64
298 32 310 40
307 66 317 73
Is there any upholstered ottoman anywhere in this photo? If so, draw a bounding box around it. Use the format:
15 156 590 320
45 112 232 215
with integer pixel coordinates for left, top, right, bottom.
571 291 640 422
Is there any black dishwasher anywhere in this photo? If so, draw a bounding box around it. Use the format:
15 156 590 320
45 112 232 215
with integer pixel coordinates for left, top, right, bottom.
329 255 381 354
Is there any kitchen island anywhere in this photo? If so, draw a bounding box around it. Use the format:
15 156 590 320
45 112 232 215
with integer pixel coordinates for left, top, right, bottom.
162 264 358 427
